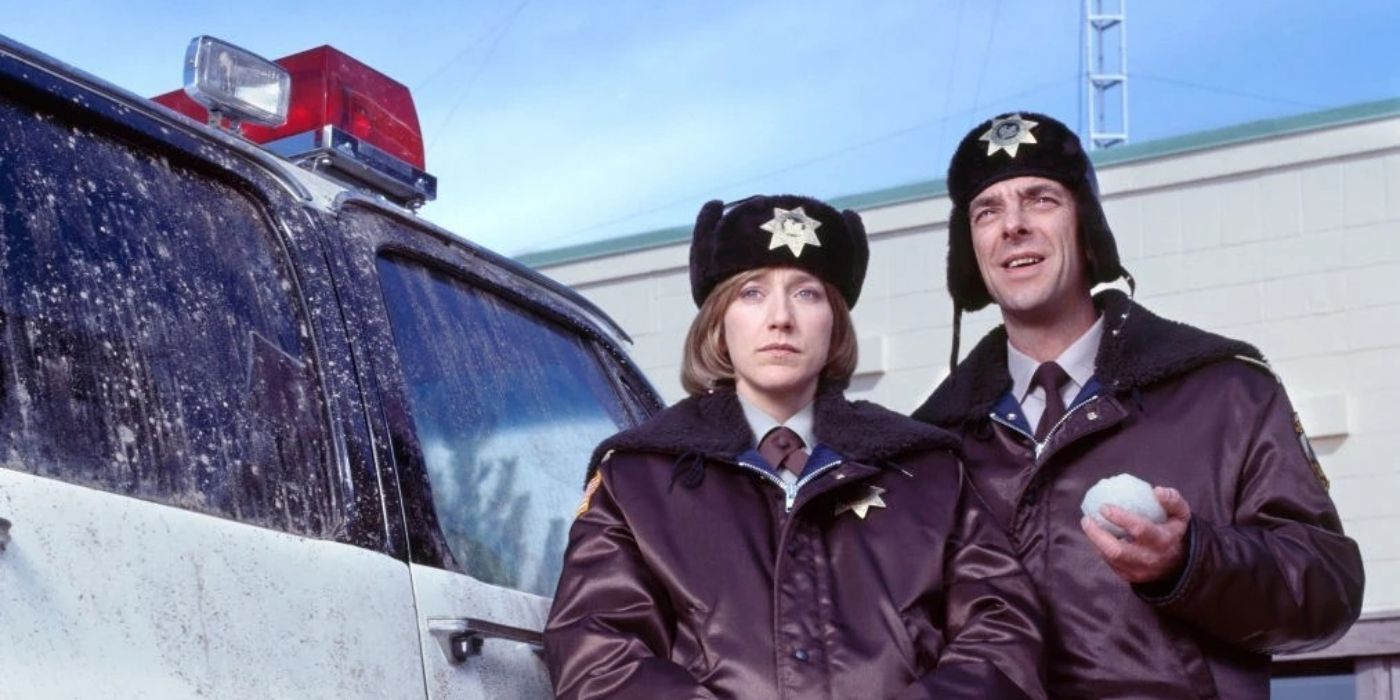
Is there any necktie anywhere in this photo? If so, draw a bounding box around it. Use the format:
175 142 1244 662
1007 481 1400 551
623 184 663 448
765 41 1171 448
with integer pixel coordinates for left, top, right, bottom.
1032 361 1072 442
758 427 809 478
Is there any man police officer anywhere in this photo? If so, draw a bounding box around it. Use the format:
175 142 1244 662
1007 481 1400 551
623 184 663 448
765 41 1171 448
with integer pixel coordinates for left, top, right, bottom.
913 111 1365 699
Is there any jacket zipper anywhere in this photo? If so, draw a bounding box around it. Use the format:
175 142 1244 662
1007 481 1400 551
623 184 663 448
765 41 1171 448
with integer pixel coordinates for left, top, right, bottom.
1033 401 1091 458
736 458 843 512
989 395 1101 462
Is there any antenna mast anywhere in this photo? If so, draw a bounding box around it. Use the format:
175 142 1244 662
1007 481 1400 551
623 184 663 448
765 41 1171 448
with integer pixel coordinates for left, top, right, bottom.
1085 0 1128 149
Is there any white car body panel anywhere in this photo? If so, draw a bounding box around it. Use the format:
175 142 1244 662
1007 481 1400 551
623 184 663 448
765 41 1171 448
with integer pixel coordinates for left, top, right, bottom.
410 564 553 700
0 468 426 699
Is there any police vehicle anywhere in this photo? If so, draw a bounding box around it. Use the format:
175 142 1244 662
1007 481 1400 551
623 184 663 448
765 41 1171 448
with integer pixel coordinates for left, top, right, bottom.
0 34 660 698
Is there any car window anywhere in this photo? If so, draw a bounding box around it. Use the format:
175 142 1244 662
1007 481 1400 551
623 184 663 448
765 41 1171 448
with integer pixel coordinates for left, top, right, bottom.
0 94 342 539
376 253 633 595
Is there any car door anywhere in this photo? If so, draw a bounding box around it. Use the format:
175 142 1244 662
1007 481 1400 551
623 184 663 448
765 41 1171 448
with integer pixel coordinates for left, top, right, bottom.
323 203 657 698
0 42 424 699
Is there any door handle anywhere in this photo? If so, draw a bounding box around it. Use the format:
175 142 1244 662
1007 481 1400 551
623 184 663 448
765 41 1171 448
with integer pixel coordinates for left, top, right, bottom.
0 516 11 553
427 617 545 664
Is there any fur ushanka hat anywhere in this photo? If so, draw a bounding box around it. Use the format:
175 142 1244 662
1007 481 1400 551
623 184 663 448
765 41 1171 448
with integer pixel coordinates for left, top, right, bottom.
688 194 869 309
943 112 1133 371
945 111 1127 312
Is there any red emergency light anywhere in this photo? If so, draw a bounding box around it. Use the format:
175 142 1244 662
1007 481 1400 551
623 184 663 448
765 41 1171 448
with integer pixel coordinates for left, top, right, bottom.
154 45 426 171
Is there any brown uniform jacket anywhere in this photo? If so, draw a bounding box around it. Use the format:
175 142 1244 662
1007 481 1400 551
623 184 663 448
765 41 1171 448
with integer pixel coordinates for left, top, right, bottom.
546 384 1046 700
913 290 1365 699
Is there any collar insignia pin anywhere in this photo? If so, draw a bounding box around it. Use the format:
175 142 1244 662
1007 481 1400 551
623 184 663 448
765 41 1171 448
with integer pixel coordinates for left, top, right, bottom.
980 114 1039 158
760 206 823 257
835 484 887 520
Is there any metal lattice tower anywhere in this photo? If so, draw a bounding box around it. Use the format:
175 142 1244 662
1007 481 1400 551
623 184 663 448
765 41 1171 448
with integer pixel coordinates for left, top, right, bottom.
1085 0 1128 149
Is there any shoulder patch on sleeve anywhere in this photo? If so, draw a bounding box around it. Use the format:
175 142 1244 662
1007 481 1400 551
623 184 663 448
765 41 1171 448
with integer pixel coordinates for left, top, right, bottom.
576 471 604 517
1292 412 1330 491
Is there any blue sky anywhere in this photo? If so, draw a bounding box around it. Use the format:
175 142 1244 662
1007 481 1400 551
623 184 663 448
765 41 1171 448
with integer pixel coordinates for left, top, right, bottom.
7 1 1399 256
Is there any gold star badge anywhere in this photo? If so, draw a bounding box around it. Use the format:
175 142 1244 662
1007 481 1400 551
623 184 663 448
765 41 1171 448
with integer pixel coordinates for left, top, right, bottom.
759 206 823 257
835 484 887 519
980 114 1039 158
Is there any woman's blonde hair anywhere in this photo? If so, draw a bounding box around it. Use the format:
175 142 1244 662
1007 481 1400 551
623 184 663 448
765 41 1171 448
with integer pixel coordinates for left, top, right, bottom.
680 267 858 396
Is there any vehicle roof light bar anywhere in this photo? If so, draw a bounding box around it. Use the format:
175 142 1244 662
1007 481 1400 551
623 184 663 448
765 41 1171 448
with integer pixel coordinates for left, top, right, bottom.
265 125 437 206
154 39 435 208
181 36 290 129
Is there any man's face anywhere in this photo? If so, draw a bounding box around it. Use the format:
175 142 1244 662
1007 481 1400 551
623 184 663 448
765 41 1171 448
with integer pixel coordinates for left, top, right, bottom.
722 267 833 404
968 176 1091 322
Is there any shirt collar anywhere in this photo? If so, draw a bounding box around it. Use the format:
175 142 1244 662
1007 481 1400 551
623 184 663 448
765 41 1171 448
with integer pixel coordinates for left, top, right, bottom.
739 395 817 449
1007 343 1039 404
1059 314 1104 389
1008 314 1104 401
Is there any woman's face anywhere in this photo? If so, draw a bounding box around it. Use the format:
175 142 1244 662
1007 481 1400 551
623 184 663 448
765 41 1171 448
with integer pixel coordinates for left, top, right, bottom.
722 267 833 406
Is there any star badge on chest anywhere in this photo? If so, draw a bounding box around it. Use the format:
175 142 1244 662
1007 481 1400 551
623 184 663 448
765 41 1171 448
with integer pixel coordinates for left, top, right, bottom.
979 113 1039 158
760 206 823 257
835 484 887 520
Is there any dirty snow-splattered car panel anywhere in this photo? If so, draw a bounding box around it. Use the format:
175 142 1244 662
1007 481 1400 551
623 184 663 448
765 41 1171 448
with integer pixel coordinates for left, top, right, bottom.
313 200 659 699
0 34 659 699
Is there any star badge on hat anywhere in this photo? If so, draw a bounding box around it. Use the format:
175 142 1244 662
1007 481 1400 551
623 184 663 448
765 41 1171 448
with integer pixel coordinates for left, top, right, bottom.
760 206 823 257
980 114 1040 158
835 484 887 520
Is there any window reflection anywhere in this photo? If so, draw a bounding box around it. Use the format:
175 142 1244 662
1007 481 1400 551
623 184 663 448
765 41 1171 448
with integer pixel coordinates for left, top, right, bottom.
0 95 336 537
377 255 633 595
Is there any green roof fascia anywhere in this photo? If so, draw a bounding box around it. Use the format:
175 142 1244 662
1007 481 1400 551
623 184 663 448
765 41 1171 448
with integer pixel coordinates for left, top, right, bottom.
1088 97 1400 167
519 97 1400 269
513 178 954 268
515 222 693 269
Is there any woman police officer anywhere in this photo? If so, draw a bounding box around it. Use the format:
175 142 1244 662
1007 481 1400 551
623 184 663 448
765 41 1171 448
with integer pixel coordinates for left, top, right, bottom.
545 195 1045 699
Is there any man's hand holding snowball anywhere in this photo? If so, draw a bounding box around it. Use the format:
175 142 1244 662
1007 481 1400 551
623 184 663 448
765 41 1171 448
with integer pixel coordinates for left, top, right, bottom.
1081 485 1192 585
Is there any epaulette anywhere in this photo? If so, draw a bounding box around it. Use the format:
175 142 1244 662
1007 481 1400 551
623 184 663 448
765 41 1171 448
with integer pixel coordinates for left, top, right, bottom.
1233 354 1282 383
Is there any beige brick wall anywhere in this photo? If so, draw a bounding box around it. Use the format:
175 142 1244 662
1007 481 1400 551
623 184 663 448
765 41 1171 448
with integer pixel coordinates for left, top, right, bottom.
539 113 1400 614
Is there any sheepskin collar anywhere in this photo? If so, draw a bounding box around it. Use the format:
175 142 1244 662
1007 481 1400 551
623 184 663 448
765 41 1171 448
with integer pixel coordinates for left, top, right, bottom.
914 290 1264 428
587 382 958 481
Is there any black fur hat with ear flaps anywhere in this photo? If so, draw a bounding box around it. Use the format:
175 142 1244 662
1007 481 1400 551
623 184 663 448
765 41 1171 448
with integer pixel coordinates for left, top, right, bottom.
688 194 869 309
945 111 1127 312
943 112 1132 374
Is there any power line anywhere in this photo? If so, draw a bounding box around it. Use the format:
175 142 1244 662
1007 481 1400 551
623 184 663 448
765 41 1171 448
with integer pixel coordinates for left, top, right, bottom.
537 75 1079 250
936 0 967 155
426 0 532 151
1134 73 1326 109
414 2 531 92
540 124 940 245
968 0 1002 114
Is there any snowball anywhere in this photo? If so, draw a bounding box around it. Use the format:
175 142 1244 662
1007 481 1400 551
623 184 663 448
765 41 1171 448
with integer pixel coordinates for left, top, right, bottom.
1081 473 1167 539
